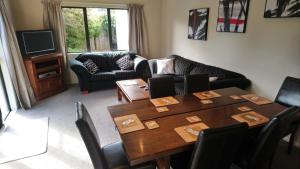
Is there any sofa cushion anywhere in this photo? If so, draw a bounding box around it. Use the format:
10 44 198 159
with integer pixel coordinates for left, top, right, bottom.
116 55 134 70
76 51 130 71
83 59 99 74
112 70 137 80
174 57 193 75
90 72 115 81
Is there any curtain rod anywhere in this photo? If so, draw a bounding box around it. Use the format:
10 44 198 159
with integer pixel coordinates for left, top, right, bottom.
62 1 128 8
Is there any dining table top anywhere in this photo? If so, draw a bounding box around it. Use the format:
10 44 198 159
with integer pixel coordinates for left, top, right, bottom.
107 87 287 166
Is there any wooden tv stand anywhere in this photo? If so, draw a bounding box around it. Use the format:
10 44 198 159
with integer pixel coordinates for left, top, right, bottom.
23 53 66 101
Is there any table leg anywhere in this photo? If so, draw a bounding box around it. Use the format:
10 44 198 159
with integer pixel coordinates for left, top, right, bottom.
117 86 122 101
156 157 170 169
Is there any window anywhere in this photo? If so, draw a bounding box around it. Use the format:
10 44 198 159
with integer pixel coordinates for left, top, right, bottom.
62 7 129 53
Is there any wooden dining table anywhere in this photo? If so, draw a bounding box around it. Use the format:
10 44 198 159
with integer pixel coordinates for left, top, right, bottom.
107 87 286 169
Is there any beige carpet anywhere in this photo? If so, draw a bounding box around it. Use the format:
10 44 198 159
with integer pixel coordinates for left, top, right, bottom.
0 116 49 164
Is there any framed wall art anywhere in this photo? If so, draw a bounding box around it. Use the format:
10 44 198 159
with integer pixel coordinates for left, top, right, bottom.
264 0 300 18
216 0 250 33
188 8 209 40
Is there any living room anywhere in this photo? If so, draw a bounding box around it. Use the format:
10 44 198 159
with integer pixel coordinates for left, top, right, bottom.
0 0 299 169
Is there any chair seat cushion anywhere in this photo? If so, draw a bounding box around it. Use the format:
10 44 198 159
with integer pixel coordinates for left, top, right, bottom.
90 72 115 81
113 70 137 80
102 142 156 169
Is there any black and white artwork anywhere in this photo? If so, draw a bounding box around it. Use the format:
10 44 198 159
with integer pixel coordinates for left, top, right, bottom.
264 0 300 18
216 0 250 33
188 8 209 41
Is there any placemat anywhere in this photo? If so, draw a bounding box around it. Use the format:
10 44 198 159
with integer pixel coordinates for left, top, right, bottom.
241 94 272 105
123 80 138 86
175 123 209 142
114 114 145 134
193 91 221 100
150 96 180 107
232 111 269 127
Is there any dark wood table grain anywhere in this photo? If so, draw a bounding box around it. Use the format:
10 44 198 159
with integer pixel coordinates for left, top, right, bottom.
107 87 287 169
109 87 250 121
116 79 149 102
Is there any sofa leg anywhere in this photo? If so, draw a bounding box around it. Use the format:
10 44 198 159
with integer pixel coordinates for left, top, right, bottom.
82 91 89 95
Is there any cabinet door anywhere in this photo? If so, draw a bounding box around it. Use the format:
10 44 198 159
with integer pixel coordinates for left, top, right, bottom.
38 77 63 95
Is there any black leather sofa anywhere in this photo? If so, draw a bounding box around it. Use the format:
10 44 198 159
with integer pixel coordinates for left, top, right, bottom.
70 51 150 92
148 55 251 94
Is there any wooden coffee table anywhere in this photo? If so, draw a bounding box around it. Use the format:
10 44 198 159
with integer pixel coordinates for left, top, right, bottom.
116 79 149 102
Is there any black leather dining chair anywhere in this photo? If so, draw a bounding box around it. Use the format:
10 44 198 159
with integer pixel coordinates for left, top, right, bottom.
148 76 175 99
171 123 249 169
234 106 299 169
275 76 300 154
75 102 156 169
184 74 210 95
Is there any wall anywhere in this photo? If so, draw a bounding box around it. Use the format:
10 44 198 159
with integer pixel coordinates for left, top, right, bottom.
9 0 162 59
161 0 300 147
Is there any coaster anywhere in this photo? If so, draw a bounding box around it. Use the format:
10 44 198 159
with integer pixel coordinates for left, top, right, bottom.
145 121 159 129
186 116 202 123
238 106 252 112
156 106 169 112
230 95 242 100
175 123 209 142
200 99 213 104
232 111 269 127
114 114 145 134
241 94 272 105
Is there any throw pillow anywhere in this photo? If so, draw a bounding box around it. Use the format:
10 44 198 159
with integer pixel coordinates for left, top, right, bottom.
116 55 134 70
209 76 218 82
83 59 99 74
156 58 175 74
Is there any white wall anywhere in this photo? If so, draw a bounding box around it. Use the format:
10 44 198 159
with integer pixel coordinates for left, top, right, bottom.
161 0 300 147
161 0 300 100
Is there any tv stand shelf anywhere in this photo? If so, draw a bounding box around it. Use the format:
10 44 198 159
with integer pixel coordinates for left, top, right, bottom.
23 53 66 101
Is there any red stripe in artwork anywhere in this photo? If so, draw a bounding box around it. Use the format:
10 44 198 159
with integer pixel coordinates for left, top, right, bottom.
218 18 245 24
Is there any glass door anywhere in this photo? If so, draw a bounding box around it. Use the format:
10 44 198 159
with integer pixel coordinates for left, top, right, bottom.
0 64 10 126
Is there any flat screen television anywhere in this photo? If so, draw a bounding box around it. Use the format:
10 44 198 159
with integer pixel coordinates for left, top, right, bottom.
16 30 56 57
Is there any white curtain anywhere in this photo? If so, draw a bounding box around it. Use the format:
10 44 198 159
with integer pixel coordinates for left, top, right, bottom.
42 0 68 79
0 0 36 109
128 4 149 58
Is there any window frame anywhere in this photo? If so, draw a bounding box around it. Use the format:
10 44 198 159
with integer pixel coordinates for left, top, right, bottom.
62 6 128 53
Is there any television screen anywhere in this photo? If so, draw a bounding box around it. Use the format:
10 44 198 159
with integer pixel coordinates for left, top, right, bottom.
17 30 56 57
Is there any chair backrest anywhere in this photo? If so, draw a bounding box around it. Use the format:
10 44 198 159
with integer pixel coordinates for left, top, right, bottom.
75 102 106 169
275 76 300 107
189 123 248 169
184 74 210 94
248 106 299 169
148 76 176 99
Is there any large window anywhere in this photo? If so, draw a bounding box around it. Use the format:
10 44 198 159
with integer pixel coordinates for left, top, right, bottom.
62 7 129 53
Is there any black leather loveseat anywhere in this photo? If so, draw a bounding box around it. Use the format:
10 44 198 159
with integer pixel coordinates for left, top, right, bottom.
70 51 150 92
148 55 251 94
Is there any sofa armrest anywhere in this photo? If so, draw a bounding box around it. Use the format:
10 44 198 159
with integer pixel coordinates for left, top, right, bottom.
134 55 151 79
70 59 91 77
69 59 91 91
210 78 251 90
